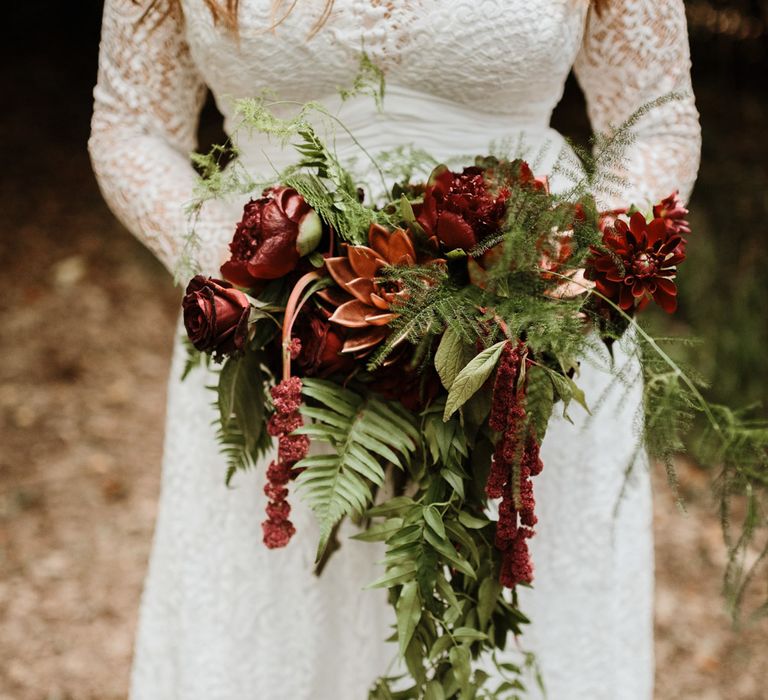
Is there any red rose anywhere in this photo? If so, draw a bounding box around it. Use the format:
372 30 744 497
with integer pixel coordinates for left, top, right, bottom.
415 166 510 251
221 186 322 287
182 275 250 357
292 305 355 378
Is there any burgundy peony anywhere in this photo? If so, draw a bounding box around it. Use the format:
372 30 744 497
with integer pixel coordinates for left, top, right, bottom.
586 211 685 314
182 275 250 357
416 166 510 251
220 186 322 288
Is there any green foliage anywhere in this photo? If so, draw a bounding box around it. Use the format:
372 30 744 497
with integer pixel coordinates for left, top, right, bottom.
361 407 533 698
213 351 273 484
294 379 420 561
444 341 506 420
338 52 386 109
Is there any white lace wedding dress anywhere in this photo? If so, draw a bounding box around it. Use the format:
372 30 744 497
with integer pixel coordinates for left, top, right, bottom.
89 1 700 698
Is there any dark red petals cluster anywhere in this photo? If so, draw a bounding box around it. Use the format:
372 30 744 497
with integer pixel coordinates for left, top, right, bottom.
262 377 309 549
586 210 686 314
486 341 543 589
653 190 691 238
221 187 321 289
416 166 510 250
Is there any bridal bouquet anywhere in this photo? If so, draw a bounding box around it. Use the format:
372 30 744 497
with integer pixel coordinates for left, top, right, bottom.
178 92 767 698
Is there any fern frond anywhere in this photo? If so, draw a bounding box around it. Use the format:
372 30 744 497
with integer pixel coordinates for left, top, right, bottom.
294 379 420 561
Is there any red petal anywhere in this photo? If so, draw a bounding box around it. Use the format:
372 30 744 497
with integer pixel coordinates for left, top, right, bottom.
646 218 667 246
348 246 385 278
369 293 390 310
364 311 398 326
341 326 389 353
368 224 392 259
653 284 678 313
619 284 635 310
387 228 417 264
220 260 257 288
631 279 647 298
437 211 477 250
345 277 376 304
329 300 377 328
629 211 648 238
317 286 352 307
246 234 300 279
655 277 678 297
325 257 357 288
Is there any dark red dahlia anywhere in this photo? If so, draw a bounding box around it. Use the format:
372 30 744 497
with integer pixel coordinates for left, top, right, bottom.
653 191 691 237
586 211 685 314
415 166 510 251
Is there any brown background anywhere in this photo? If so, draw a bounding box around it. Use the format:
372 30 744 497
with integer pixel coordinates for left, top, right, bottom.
1 2 767 698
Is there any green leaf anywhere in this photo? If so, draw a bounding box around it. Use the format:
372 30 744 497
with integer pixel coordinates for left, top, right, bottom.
452 627 487 642
296 384 420 561
367 496 417 518
424 680 446 700
449 646 471 691
444 341 506 420
396 581 422 657
436 571 462 617
457 511 490 529
428 634 453 661
423 506 447 541
366 563 417 589
440 468 465 499
424 529 475 579
477 576 502 629
435 328 468 391
566 376 590 414
350 517 404 542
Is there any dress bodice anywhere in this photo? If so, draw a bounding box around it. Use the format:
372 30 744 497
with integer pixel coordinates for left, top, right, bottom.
183 0 588 131
89 0 701 277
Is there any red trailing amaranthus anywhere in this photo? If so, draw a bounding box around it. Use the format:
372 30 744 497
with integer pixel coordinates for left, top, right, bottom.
262 377 309 549
486 341 544 588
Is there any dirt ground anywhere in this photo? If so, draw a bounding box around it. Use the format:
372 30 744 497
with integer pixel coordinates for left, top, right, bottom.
1 16 767 699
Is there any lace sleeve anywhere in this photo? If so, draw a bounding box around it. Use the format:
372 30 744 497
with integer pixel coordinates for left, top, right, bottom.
89 0 230 276
574 0 701 208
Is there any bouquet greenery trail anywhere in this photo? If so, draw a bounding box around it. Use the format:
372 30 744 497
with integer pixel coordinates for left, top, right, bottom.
178 85 768 698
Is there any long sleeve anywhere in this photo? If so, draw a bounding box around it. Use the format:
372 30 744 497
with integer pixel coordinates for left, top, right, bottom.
89 0 230 276
574 0 701 208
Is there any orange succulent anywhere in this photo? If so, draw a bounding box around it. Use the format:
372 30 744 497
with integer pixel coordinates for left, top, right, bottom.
323 224 417 355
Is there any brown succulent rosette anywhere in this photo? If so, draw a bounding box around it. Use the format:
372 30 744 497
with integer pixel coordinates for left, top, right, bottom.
323 224 419 355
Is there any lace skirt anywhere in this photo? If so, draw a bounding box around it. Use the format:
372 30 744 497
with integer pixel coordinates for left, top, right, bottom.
128 317 654 700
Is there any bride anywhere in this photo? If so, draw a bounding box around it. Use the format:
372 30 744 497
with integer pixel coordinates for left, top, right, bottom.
89 1 700 698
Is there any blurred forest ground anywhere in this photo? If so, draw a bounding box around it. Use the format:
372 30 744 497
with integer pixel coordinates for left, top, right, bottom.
0 2 767 699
